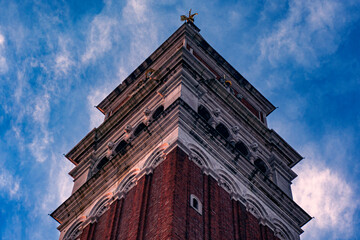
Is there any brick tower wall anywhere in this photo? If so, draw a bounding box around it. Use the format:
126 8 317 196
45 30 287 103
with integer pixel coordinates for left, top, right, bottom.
78 147 281 240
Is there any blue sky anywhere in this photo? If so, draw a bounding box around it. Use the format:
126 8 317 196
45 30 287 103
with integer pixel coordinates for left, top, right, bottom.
0 0 359 239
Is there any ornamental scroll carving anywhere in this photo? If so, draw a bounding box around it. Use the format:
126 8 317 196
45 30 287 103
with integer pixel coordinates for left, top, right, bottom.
67 227 81 240
144 151 166 174
64 220 84 240
274 228 290 240
189 152 204 168
246 202 262 219
94 201 109 218
142 144 169 174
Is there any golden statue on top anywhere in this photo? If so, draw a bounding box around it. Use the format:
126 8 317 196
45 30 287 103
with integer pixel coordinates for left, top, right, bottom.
181 9 198 23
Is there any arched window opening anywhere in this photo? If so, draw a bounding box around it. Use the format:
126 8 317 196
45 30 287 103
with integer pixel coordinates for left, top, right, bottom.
152 105 164 120
216 123 230 139
115 140 127 153
96 156 109 171
235 141 249 157
134 123 146 137
198 105 211 122
254 158 268 174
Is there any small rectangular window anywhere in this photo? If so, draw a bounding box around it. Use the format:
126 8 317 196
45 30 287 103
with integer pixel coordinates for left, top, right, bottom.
190 194 202 215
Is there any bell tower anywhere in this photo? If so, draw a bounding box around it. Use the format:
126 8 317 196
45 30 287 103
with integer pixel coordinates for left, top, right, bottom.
51 20 311 240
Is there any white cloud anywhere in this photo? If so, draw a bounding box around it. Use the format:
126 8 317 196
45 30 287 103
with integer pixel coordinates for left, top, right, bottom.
121 0 159 67
0 166 21 199
32 93 50 125
259 0 355 68
55 54 72 74
0 56 7 73
117 66 128 81
28 132 53 163
0 33 4 45
28 93 54 163
41 154 73 212
55 37 74 76
87 89 108 130
293 144 359 239
82 0 160 132
14 70 26 104
0 32 8 73
82 16 117 63
122 0 147 23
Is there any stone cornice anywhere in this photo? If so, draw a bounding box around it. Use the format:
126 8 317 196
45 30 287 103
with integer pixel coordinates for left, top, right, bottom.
97 22 275 121
96 24 188 114
52 98 310 236
183 23 275 116
176 52 302 168
51 99 183 230
177 99 311 229
202 77 303 167
65 49 186 165
66 23 280 166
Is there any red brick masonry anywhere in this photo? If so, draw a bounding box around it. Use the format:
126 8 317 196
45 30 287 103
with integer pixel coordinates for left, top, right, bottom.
79 147 280 240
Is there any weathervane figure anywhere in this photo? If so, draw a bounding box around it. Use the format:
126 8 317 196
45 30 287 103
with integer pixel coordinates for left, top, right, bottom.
181 9 198 23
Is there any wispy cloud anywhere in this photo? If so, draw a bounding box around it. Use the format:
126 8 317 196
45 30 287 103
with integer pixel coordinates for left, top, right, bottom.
0 31 8 73
121 0 159 67
0 166 20 199
293 141 359 239
84 0 161 131
41 153 73 212
259 0 354 68
0 1 359 239
245 0 360 95
54 37 74 76
28 93 54 163
87 89 107 130
86 65 132 130
0 32 4 45
82 15 117 63
32 93 50 125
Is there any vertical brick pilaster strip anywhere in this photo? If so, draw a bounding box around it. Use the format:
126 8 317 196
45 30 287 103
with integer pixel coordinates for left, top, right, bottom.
209 177 220 239
133 178 147 240
171 147 188 239
119 177 146 240
109 198 123 240
93 210 111 239
232 199 239 240
218 187 234 239
80 224 91 240
265 225 277 240
184 153 190 239
259 224 265 240
186 156 204 239
203 174 210 240
136 174 152 240
265 227 271 240
246 212 262 239
207 175 212 240
87 223 96 240
238 202 247 240
105 201 118 240
218 187 224 239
